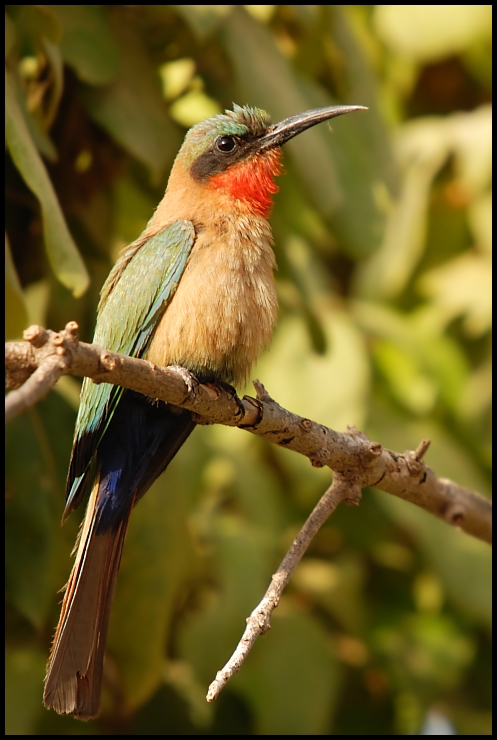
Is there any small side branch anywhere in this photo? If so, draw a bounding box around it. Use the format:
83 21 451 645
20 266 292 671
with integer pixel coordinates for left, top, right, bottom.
206 474 360 701
5 326 74 423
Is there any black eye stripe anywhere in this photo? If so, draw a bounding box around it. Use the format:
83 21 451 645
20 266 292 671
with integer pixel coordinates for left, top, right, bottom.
216 136 237 152
191 134 260 181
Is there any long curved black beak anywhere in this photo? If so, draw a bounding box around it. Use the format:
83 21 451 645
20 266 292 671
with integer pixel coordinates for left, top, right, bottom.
258 105 367 150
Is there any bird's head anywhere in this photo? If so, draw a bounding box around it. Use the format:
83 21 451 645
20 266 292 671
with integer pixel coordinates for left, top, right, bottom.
174 103 367 217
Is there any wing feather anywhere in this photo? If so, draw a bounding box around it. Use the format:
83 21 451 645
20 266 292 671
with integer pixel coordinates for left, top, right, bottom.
64 220 196 516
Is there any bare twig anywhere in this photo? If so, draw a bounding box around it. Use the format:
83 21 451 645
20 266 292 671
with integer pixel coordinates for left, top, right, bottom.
5 324 492 546
206 474 360 701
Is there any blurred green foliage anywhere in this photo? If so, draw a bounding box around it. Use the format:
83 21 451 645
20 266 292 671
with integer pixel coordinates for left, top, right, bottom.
5 5 491 735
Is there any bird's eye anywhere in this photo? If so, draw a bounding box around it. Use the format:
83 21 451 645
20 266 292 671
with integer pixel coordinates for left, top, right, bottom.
216 136 236 153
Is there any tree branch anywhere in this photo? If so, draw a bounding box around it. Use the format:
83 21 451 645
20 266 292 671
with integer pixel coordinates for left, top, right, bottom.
5 322 492 701
5 323 492 547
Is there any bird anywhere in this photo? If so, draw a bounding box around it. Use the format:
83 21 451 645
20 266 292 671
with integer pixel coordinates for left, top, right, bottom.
43 102 366 720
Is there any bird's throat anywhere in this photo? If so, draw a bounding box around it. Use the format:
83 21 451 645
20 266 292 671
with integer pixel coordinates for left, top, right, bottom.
208 150 282 217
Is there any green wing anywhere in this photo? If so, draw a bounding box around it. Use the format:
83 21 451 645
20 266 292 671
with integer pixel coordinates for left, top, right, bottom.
65 219 196 514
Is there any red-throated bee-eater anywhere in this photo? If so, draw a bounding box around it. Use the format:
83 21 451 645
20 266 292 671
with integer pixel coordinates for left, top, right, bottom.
43 102 366 719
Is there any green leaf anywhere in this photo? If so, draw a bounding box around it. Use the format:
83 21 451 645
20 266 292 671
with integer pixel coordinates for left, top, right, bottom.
108 460 196 711
256 309 370 432
374 490 491 630
49 5 119 85
7 62 58 161
174 5 233 37
111 176 158 248
5 648 47 735
354 301 469 415
11 5 62 47
355 107 491 301
40 37 65 131
221 6 386 258
6 410 60 627
5 233 28 339
367 399 491 629
373 5 492 63
7 7 63 149
83 15 182 180
179 513 276 686
5 12 16 58
5 71 89 297
419 252 492 337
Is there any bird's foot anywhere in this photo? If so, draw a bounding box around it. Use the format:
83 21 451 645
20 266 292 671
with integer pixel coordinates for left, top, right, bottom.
169 365 198 396
215 380 238 397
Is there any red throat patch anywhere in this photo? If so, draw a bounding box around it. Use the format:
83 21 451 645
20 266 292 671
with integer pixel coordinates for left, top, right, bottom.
208 150 282 217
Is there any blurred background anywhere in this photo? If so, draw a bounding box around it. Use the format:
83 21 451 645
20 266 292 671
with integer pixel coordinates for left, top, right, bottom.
5 5 491 735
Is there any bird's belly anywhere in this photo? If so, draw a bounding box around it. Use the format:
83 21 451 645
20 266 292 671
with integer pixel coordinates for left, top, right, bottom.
146 236 278 387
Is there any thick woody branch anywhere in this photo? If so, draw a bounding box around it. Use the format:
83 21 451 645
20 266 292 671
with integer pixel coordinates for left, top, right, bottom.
5 323 492 548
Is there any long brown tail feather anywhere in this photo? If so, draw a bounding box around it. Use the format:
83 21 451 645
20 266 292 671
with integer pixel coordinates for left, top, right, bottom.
43 474 132 720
